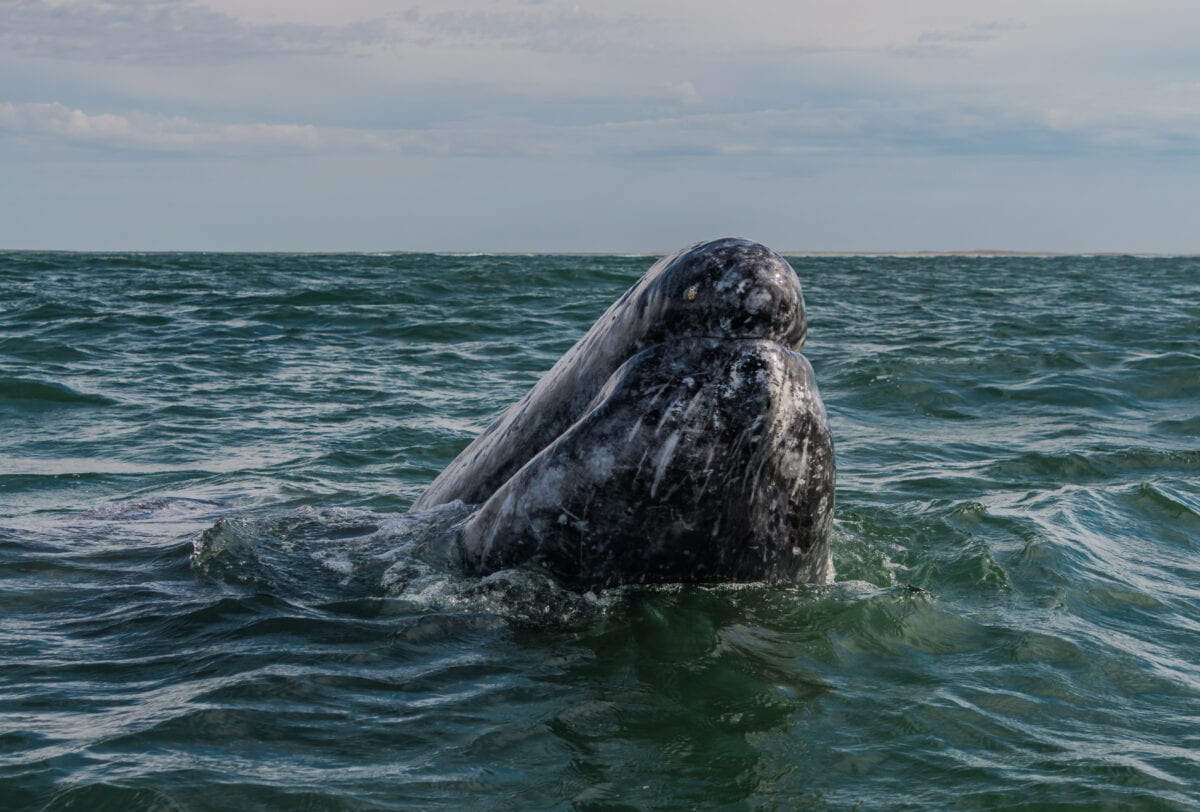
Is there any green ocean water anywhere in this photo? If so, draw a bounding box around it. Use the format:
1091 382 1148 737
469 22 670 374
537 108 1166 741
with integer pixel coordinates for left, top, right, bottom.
1 251 1198 810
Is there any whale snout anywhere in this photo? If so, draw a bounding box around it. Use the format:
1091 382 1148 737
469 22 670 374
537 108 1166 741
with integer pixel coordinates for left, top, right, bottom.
644 237 807 350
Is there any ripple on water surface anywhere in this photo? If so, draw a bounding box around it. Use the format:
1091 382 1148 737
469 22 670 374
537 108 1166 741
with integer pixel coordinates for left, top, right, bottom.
1 252 1199 810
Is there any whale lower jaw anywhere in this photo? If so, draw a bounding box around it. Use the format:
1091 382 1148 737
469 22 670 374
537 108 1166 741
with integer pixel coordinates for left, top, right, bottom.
456 338 835 588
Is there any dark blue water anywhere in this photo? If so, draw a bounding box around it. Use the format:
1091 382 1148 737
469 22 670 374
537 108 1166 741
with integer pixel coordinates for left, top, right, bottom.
2 251 1198 810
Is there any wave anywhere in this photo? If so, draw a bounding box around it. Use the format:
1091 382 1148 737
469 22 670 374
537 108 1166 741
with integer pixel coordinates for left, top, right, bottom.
0 376 116 406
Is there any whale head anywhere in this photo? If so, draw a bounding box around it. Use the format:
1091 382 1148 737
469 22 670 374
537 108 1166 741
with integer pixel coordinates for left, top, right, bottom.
632 237 807 351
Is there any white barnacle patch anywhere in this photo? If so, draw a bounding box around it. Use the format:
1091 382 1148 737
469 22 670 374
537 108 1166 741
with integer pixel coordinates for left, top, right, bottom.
589 447 616 480
726 365 744 392
746 287 772 313
684 285 698 301
529 465 566 508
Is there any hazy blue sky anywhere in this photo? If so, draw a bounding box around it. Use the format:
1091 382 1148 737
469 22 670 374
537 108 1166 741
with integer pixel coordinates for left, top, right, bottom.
3 0 1199 251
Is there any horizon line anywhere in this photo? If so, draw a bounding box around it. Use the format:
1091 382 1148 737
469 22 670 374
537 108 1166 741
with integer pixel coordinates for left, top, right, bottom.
3 248 1198 258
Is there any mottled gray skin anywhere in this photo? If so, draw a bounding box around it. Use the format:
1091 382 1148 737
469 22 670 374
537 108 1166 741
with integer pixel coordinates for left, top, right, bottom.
413 238 835 588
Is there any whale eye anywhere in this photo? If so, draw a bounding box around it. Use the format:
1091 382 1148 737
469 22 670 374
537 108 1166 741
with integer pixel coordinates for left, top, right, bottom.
684 285 698 301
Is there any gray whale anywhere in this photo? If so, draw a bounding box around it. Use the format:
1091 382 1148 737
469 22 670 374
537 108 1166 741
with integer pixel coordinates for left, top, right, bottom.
413 238 836 587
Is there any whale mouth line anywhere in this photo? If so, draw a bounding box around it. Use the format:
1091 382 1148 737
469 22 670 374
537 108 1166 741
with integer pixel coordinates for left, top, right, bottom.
638 335 806 355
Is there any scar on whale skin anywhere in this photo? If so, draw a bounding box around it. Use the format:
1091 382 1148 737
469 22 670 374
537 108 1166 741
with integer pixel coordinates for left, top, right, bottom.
412 237 835 588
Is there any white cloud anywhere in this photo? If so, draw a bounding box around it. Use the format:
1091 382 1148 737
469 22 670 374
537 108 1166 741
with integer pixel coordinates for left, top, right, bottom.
0 0 667 65
0 102 325 153
1040 81 1200 149
670 81 702 107
0 100 950 158
0 0 385 64
394 5 658 54
5 0 1200 249
13 95 1192 162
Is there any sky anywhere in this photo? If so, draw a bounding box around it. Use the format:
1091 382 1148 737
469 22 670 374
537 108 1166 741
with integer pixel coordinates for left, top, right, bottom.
2 0 1200 252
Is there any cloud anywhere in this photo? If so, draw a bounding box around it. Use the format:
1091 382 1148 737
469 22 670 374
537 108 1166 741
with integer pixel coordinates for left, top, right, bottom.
893 19 1027 58
0 98 1104 161
0 0 668 67
669 81 702 107
0 102 325 153
0 0 385 64
1040 81 1200 150
6 0 1200 253
397 5 658 54
917 19 1026 45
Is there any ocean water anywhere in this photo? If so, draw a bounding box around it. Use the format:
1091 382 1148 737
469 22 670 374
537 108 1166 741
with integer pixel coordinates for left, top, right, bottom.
1 250 1198 810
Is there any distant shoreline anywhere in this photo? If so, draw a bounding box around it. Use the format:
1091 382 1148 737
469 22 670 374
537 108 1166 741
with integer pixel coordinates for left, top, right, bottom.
2 248 1196 258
